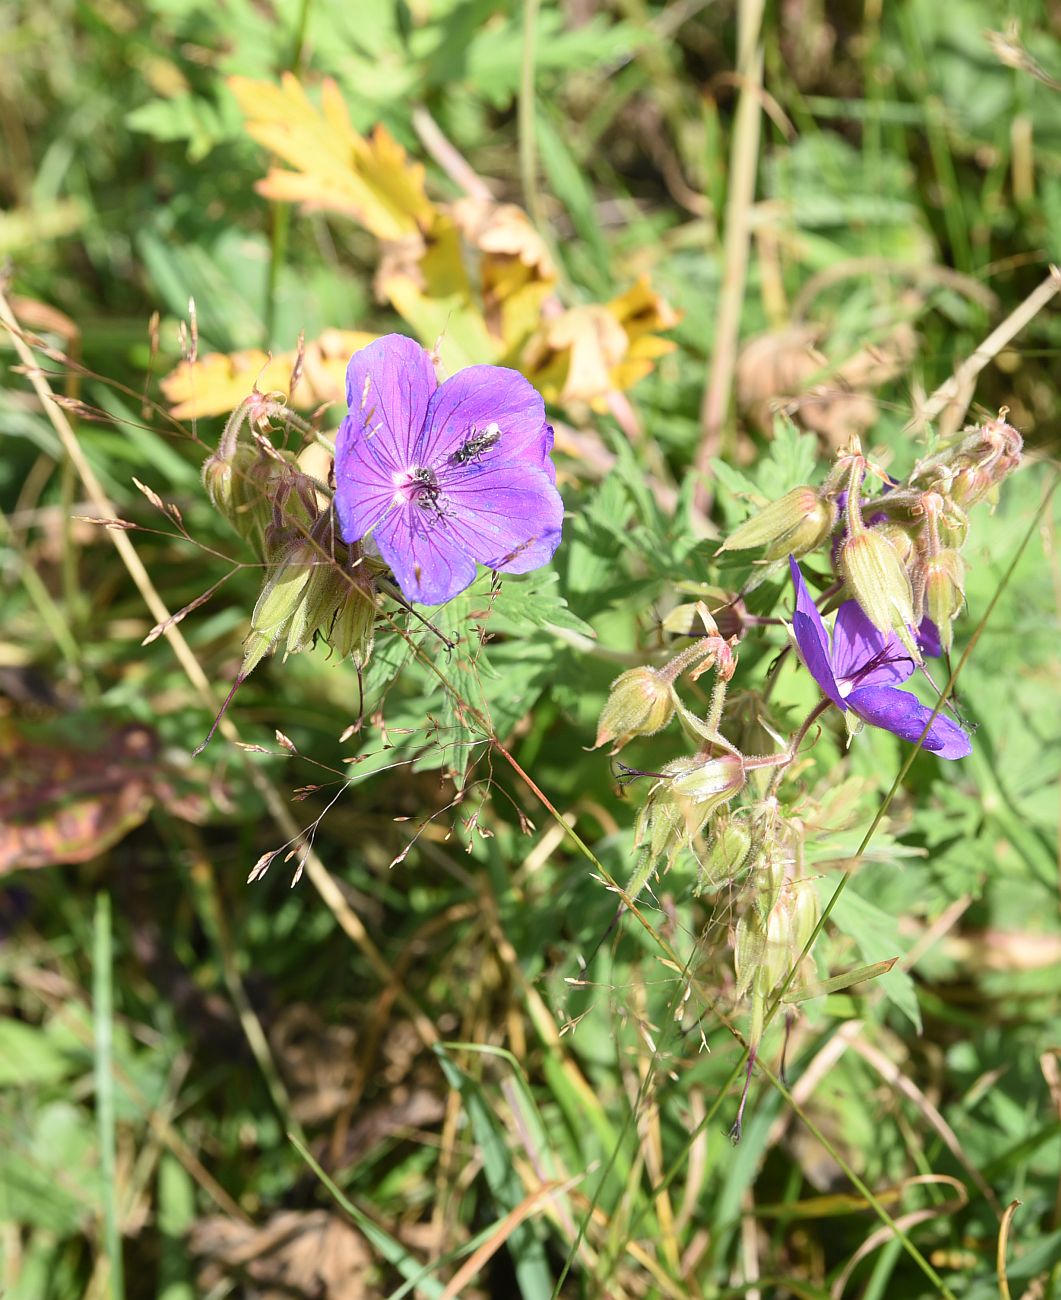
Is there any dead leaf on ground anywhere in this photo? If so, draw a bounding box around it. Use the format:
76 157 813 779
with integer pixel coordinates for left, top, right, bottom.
736 320 917 448
0 721 157 873
0 717 210 874
161 328 375 420
191 1210 373 1299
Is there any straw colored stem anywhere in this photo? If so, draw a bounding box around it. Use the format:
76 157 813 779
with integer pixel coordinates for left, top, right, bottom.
693 0 766 513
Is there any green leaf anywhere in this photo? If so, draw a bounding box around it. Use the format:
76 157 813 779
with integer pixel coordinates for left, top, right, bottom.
823 881 922 1032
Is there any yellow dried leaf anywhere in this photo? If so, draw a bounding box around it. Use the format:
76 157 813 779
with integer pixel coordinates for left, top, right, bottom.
161 328 375 419
229 74 434 240
521 276 679 408
377 212 498 371
451 196 557 356
605 276 681 394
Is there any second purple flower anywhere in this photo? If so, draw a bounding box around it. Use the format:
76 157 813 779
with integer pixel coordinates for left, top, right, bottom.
334 334 564 605
789 557 971 760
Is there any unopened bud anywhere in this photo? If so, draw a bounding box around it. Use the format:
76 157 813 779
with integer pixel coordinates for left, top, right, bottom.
874 522 914 567
250 542 315 641
635 752 746 873
202 443 258 522
285 560 344 657
595 667 677 752
923 550 965 653
695 820 752 894
329 566 377 668
737 877 819 1002
839 528 916 640
719 487 837 561
948 464 994 508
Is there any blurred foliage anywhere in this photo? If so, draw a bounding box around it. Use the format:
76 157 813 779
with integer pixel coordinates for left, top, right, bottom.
1 0 1061 1298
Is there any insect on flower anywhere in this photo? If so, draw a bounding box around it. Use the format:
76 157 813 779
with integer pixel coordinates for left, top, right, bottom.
449 422 502 466
334 335 563 605
789 556 971 759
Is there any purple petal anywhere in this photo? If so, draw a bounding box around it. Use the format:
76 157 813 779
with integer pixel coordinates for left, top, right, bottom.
440 462 563 573
831 600 914 689
417 365 555 480
917 618 943 659
334 413 400 542
344 335 437 469
789 557 844 709
848 685 972 759
371 506 479 606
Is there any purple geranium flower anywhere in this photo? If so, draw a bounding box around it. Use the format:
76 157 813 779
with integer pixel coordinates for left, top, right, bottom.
789 557 970 760
334 334 563 605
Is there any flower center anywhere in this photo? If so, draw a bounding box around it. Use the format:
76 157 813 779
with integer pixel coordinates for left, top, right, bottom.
397 466 444 513
838 644 913 695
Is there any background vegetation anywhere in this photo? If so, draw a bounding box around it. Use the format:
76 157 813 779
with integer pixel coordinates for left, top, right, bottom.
1 0 1060 1296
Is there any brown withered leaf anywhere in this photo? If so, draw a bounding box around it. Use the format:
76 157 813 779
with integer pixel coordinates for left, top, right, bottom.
190 1210 373 1299
0 721 157 873
161 328 374 420
230 74 434 240
737 322 917 448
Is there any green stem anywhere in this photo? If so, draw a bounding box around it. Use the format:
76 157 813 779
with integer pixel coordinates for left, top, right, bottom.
518 0 546 234
94 892 125 1300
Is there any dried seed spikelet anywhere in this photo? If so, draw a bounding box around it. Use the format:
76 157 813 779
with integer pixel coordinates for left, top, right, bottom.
923 549 965 653
719 487 837 561
839 527 916 640
595 666 677 752
634 752 746 874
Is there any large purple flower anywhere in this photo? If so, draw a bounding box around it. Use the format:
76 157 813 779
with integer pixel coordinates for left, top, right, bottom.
334 335 563 605
789 557 970 760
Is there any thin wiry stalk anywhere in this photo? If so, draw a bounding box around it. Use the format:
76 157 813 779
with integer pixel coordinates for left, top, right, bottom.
693 0 767 513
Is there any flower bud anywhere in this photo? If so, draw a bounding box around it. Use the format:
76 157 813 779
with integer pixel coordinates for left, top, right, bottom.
948 464 993 508
874 522 914 567
329 568 377 668
923 550 965 654
285 560 344 658
695 820 752 895
634 752 746 874
937 498 969 549
250 541 315 641
719 487 837 561
736 877 819 1002
839 527 916 639
595 667 677 752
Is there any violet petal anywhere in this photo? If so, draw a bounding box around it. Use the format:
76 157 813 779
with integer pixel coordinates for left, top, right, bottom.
917 618 943 659
344 334 436 469
440 461 564 573
334 413 400 543
418 364 555 480
789 557 844 709
371 506 479 606
831 600 914 689
848 685 972 759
